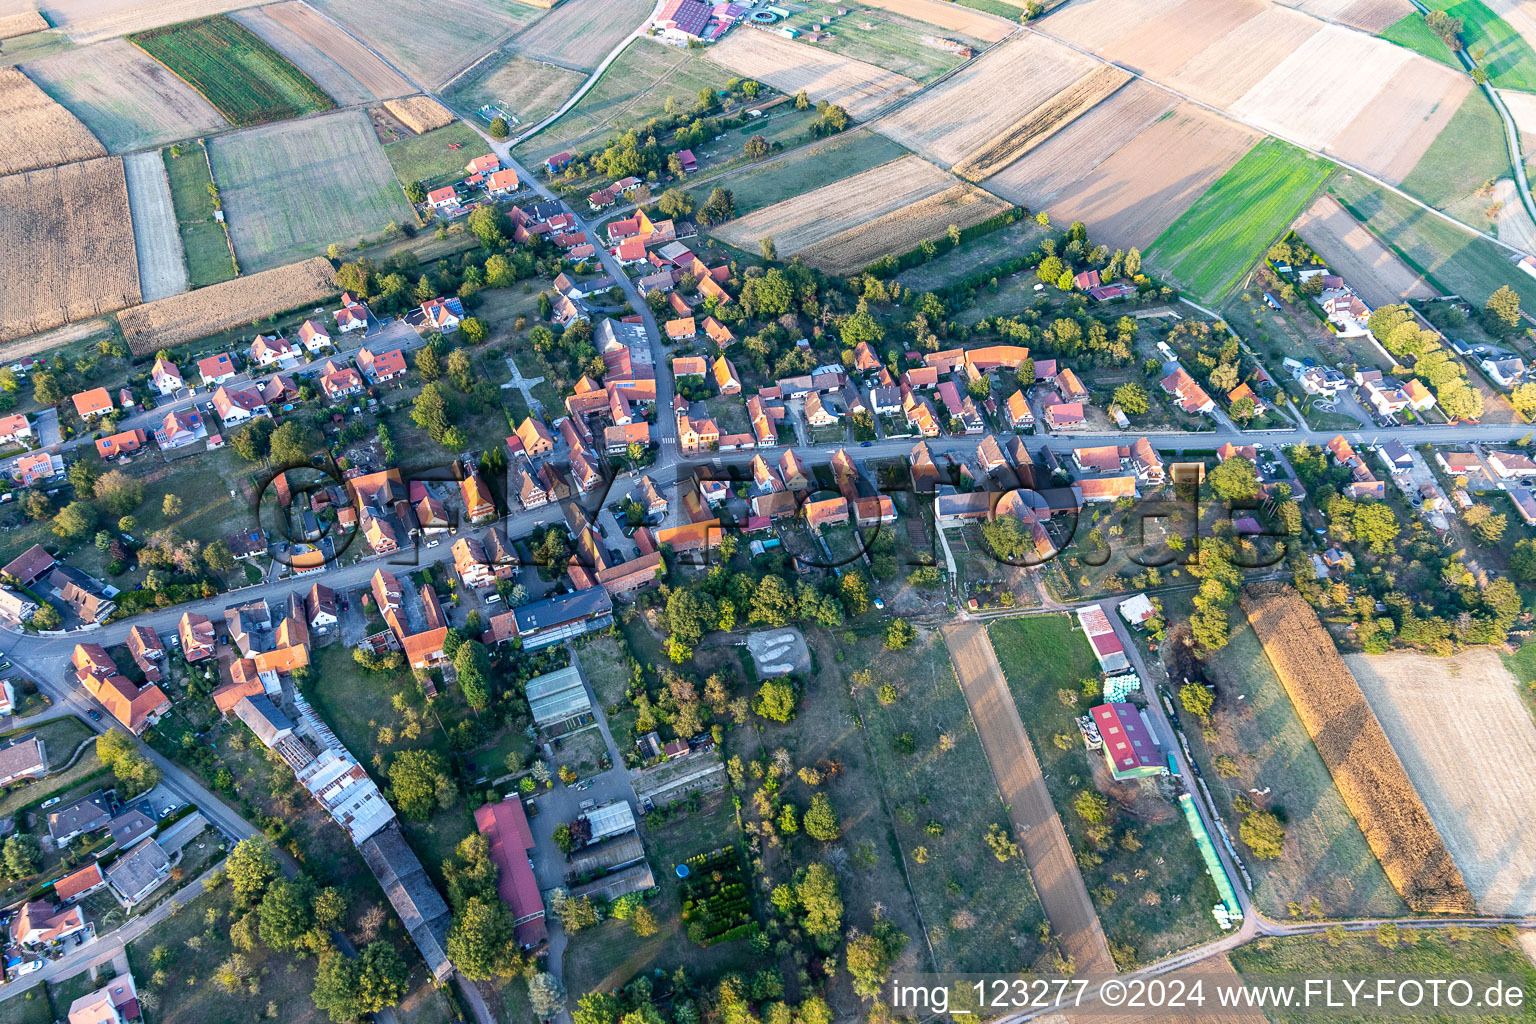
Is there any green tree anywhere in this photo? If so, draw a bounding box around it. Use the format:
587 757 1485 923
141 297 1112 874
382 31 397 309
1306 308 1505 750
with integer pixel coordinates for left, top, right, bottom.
1206 455 1260 502
528 973 566 1020
404 180 427 204
388 749 457 819
415 346 442 381
311 952 362 1023
488 116 509 139
97 730 161 793
803 792 841 841
1510 538 1536 582
455 640 492 710
227 837 280 906
1239 810 1285 860
446 895 524 979
755 678 797 722
258 877 315 952
575 993 622 1024
885 618 916 650
270 421 320 467
467 206 510 250
356 942 409 1015
1179 684 1214 724
1112 382 1149 416
796 862 843 943
2 834 39 879
1486 284 1524 333
92 469 144 516
460 317 489 346
32 372 63 406
230 418 275 462
657 188 694 220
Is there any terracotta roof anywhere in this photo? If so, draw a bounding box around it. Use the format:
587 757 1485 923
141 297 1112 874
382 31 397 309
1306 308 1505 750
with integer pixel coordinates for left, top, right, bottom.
71 387 112 418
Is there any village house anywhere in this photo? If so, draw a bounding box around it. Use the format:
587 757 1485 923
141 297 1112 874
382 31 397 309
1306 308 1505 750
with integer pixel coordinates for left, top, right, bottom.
516 417 555 458
407 296 465 334
804 390 839 427
96 428 147 460
0 413 30 447
197 352 237 386
298 319 333 352
153 408 205 450
320 360 365 401
333 298 368 334
71 387 112 420
151 356 184 395
179 612 216 662
1159 367 1215 415
249 334 296 368
357 347 408 384
212 384 270 425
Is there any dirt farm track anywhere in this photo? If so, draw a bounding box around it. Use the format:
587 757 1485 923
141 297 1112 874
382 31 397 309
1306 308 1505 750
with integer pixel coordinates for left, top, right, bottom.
121 150 189 302
1347 649 1536 916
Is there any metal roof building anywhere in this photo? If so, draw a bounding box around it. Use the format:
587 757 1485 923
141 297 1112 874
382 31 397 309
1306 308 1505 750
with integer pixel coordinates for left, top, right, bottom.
525 665 592 728
583 799 637 842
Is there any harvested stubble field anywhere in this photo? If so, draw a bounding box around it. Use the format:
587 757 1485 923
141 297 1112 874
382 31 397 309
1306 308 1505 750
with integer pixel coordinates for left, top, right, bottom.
0 10 47 36
989 101 1256 250
1293 194 1436 307
861 0 1013 40
210 110 412 271
798 182 1010 274
308 0 538 88
1162 5 1320 106
0 156 140 343
953 63 1131 181
445 51 583 128
876 32 1094 166
706 28 920 119
1241 583 1475 914
22 37 228 152
1328 59 1470 184
233 1 414 107
712 154 952 254
129 16 335 127
0 67 105 176
37 0 250 43
383 95 456 134
1146 137 1335 302
119 257 336 353
1347 649 1536 916
511 0 653 71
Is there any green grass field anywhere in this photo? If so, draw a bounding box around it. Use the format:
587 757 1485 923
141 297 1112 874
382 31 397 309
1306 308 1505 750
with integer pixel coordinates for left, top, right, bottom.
1379 11 1461 66
692 127 908 216
162 146 236 287
1146 137 1335 302
1328 171 1536 308
381 120 490 190
513 38 731 165
783 0 982 81
986 615 1223 968
1424 0 1536 91
1231 929 1536 1023
129 15 334 127
1400 90 1513 218
211 110 412 272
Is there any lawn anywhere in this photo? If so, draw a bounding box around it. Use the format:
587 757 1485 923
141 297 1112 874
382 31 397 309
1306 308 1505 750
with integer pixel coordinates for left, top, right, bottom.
128 15 335 127
1230 929 1536 1024
1164 613 1405 918
986 615 1223 967
1424 0 1536 92
444 50 585 128
381 121 491 191
210 110 413 272
162 145 236 288
779 0 983 82
513 38 732 165
1328 171 1536 308
898 217 1047 293
1379 10 1461 67
1146 137 1336 302
0 988 58 1024
690 127 908 217
1400 90 1513 218
848 626 1051 973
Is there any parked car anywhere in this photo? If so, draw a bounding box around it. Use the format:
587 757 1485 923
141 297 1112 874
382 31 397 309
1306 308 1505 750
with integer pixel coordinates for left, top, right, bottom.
86 710 101 722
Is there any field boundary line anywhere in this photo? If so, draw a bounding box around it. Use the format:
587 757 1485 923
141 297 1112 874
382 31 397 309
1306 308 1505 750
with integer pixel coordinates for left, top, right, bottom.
1018 21 1535 260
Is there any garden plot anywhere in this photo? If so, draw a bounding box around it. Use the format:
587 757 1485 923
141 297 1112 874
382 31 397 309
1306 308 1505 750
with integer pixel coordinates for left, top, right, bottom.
875 32 1094 166
1347 649 1536 916
0 156 141 343
705 27 920 119
308 0 537 88
233 1 415 106
989 101 1256 250
1293 194 1437 306
122 150 187 301
23 38 228 152
712 154 952 254
1272 0 1412 31
0 67 104 175
209 110 411 271
511 0 653 71
861 0 1014 41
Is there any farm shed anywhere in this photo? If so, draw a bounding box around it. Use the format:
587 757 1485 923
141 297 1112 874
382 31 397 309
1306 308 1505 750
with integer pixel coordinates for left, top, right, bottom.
1076 605 1130 673
570 861 656 902
583 799 637 842
567 833 648 876
1090 702 1162 780
525 665 592 729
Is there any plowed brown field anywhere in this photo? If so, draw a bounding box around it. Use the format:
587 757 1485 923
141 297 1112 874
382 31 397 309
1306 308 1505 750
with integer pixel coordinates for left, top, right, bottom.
235 1 413 105
0 156 140 342
1293 194 1435 306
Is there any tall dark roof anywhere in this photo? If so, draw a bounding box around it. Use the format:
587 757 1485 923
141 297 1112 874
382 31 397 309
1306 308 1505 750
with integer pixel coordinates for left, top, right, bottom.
359 826 454 981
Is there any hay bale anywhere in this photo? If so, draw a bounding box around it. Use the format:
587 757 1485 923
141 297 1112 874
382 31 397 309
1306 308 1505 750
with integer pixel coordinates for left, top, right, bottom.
383 94 456 134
